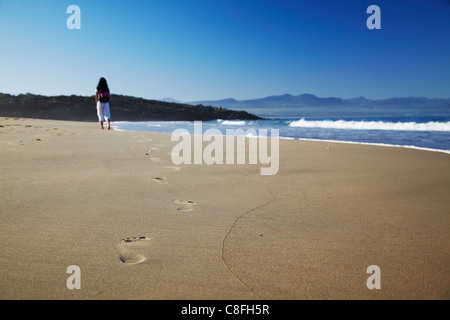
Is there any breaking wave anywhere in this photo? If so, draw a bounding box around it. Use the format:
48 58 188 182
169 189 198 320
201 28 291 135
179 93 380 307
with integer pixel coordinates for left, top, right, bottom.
288 118 450 132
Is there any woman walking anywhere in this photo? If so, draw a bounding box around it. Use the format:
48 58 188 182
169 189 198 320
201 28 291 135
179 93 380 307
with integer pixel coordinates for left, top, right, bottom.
95 77 111 130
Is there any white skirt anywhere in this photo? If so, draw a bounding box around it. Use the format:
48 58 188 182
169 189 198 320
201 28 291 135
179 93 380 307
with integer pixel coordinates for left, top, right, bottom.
96 102 110 122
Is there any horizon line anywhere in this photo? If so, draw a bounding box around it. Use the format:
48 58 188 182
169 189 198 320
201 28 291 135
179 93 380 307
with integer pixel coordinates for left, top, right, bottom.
2 92 449 102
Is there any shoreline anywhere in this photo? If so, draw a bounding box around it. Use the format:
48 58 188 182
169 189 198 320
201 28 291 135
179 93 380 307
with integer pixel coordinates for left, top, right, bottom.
1 117 449 300
4 116 448 155
296 138 450 155
111 124 450 156
108 119 450 155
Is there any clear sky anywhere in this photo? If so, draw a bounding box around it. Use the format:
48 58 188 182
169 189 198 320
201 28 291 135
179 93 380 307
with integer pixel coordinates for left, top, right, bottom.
0 0 449 101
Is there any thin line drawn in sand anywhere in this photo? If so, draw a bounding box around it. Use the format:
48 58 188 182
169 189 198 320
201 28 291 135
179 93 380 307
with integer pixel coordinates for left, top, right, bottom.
174 199 196 212
149 157 162 162
220 186 277 300
152 177 168 184
118 236 150 264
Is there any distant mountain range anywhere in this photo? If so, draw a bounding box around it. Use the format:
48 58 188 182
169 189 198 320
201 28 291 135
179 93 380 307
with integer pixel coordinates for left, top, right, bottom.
182 94 450 118
2 93 448 121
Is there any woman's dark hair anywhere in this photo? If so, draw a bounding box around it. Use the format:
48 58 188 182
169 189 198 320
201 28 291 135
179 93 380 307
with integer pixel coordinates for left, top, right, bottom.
97 77 109 92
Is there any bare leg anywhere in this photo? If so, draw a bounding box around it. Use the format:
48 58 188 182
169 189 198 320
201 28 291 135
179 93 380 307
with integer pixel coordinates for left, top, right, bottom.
100 121 104 130
107 119 111 130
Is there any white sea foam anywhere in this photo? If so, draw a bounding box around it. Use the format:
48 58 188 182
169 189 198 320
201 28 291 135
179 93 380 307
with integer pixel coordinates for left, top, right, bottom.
110 126 126 132
218 120 246 125
288 118 450 132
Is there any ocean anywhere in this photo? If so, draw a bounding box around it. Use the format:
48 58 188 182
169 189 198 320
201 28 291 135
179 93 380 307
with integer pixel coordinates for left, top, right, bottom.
111 115 450 154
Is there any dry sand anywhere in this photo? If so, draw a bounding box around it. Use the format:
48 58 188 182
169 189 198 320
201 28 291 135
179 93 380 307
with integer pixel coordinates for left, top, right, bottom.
0 117 449 300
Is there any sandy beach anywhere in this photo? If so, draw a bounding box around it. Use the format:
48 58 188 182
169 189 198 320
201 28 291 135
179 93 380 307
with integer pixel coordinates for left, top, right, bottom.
0 117 448 300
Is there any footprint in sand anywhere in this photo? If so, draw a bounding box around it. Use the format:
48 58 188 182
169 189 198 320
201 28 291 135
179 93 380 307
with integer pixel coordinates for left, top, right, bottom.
118 236 150 264
174 199 196 212
152 177 168 185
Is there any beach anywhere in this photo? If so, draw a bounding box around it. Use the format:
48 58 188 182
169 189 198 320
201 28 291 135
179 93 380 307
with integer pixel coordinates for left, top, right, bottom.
0 117 449 300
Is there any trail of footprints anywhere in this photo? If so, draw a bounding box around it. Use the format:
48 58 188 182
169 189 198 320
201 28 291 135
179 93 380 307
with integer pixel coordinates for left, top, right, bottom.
147 142 195 212
118 139 196 264
0 121 74 148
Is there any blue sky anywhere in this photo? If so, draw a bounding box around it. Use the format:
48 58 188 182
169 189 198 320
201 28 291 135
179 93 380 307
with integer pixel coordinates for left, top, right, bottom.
0 0 449 101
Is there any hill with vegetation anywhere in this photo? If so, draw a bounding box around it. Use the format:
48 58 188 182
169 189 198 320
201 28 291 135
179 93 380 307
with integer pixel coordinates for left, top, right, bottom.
0 93 261 121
